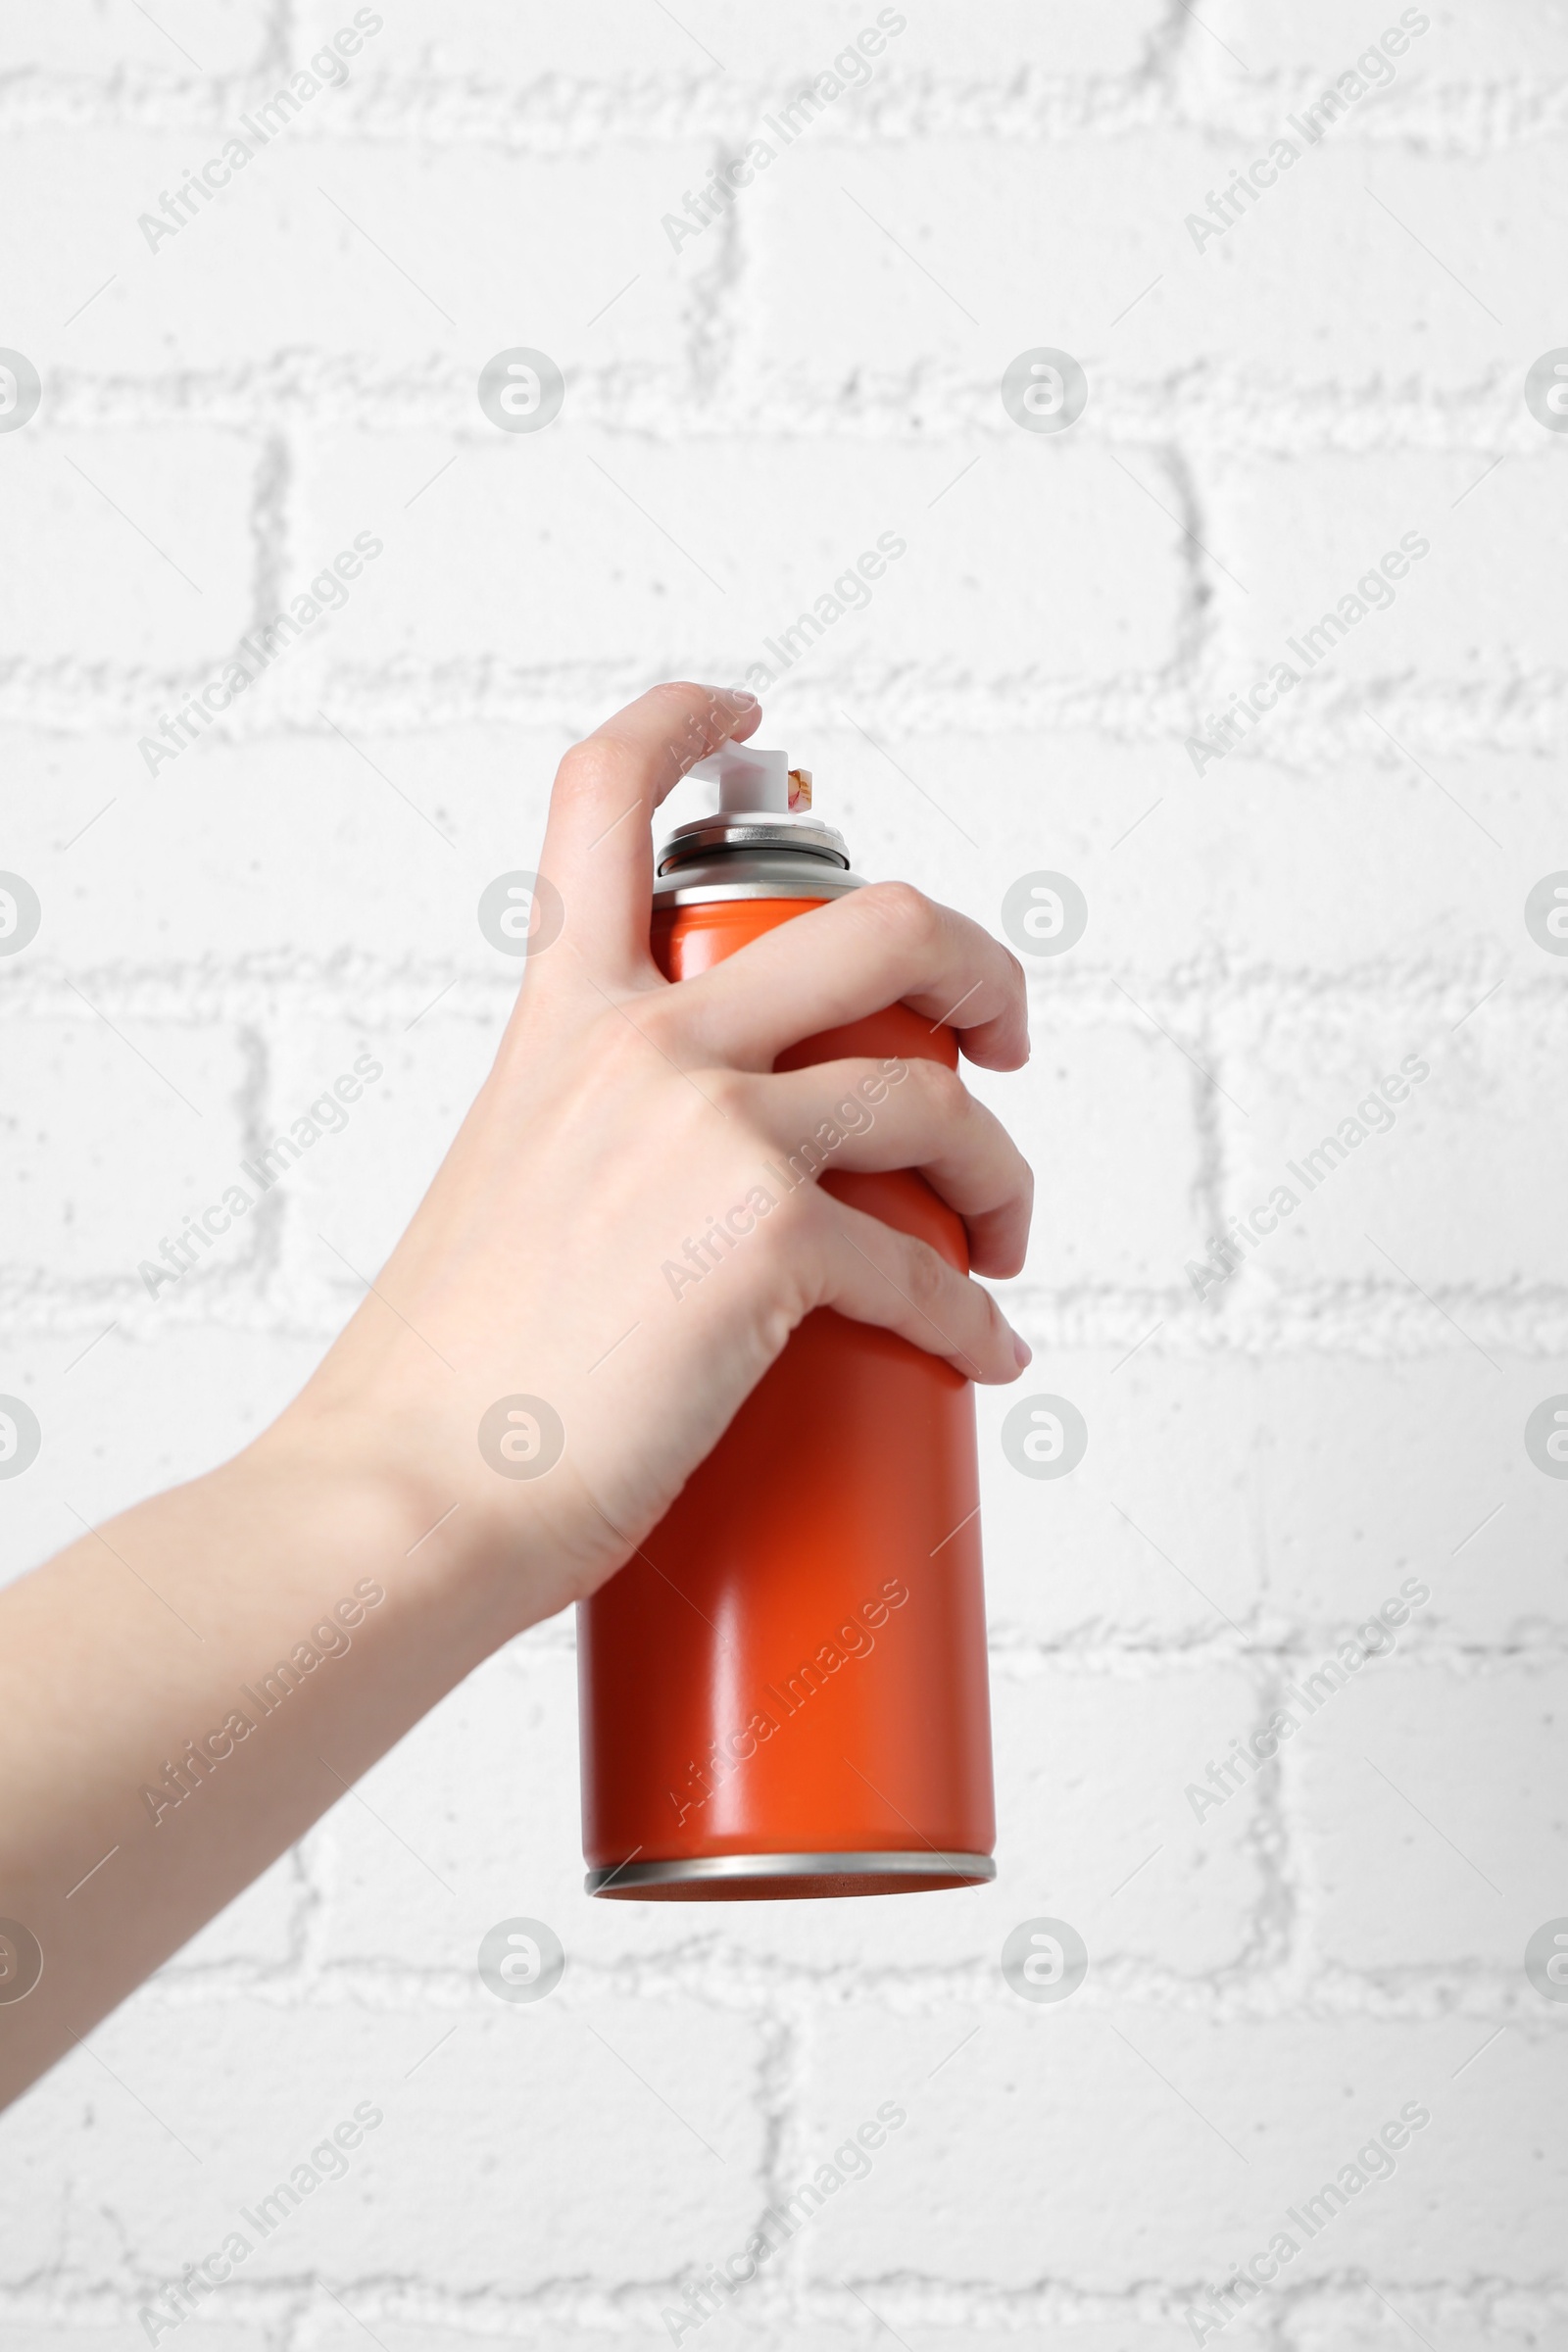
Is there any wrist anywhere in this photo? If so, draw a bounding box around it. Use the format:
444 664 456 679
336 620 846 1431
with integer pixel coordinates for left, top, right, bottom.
239 1399 546 1662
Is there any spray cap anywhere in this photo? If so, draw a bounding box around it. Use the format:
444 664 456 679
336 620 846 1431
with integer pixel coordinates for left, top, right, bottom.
689 746 812 813
689 743 790 813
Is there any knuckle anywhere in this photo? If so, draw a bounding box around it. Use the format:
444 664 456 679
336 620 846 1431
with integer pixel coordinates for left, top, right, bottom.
757 1184 829 1306
555 739 601 787
900 1231 952 1312
632 985 684 1047
766 1179 824 1257
651 682 709 738
704 1066 757 1127
910 1056 967 1122
859 879 942 954
599 996 681 1087
556 738 627 799
597 1018 651 1093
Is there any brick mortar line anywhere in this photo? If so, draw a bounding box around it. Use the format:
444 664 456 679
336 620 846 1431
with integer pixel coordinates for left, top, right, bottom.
986 1641 1568 1670
2 679 1559 756
6 386 1556 445
0 1550 1554 1664
114 1954 1568 2019
14 1294 1568 1358
5 75 1568 146
4 2278 1563 2329
0 964 1552 1016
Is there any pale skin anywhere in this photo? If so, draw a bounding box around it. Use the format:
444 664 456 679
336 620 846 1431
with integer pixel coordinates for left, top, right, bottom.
0 681 1033 2109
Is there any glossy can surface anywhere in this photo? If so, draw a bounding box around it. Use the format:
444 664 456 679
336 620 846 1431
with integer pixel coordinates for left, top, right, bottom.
577 891 997 1899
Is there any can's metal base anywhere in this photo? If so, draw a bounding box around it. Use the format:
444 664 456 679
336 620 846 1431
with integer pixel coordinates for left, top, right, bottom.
585 1851 997 1901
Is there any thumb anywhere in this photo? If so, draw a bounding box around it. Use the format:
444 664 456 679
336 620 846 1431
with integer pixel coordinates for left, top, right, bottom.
537 682 761 984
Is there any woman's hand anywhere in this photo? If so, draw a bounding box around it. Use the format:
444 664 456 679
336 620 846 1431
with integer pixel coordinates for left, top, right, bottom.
270 679 1035 1631
0 680 1031 2101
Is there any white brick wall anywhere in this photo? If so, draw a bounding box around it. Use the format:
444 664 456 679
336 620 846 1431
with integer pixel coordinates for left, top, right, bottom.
2 3 1565 2346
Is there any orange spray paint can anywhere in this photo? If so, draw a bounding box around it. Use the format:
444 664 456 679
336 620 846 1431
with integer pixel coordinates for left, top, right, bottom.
578 746 995 1898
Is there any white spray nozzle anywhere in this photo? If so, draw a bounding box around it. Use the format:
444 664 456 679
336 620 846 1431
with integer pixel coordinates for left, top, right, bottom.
690 744 791 814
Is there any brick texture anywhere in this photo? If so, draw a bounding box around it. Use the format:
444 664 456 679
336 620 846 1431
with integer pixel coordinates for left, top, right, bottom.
2 5 1564 2349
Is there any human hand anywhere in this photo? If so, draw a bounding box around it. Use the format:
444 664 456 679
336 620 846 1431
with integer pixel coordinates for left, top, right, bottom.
268 681 1034 1635
0 680 1034 2096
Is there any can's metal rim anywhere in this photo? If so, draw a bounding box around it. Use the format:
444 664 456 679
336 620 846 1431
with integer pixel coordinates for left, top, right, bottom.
586 1850 996 1894
658 811 852 873
653 875 864 906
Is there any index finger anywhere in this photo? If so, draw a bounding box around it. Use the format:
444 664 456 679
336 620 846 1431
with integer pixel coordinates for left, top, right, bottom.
673 881 1030 1071
538 681 761 980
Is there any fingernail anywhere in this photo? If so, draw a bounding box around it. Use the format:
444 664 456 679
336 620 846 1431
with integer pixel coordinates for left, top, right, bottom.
1012 1331 1032 1370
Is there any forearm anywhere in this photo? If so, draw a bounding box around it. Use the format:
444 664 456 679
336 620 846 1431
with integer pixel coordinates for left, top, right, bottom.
0 1424 525 2106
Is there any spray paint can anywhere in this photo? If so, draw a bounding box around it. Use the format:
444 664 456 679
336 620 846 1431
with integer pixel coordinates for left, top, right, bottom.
578 745 996 1899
